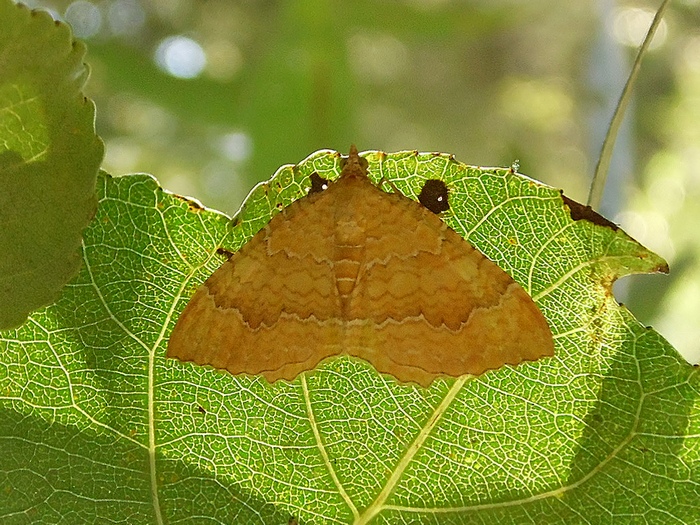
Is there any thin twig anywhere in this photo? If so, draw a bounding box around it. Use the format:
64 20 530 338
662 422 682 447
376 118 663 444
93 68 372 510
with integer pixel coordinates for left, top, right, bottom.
588 0 672 209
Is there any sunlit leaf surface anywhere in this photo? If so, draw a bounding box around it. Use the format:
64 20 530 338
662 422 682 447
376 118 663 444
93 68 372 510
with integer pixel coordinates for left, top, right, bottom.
1 149 697 524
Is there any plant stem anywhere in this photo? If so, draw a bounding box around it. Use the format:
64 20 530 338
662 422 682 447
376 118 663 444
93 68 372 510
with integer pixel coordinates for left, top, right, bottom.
588 0 672 209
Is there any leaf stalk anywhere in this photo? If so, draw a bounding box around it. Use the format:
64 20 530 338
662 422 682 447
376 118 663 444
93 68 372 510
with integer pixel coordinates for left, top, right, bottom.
588 0 672 209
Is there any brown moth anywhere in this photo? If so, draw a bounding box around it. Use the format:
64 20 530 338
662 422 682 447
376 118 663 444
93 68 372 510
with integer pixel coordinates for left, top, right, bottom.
167 146 554 387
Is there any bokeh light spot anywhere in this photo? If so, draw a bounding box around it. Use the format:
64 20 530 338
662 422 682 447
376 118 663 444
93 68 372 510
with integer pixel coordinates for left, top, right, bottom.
348 32 409 84
155 36 207 79
107 0 146 37
65 0 102 39
219 132 253 162
613 7 667 49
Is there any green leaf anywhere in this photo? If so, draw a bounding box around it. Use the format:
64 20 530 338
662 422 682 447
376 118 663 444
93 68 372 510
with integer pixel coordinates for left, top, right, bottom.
1 149 698 524
0 2 103 329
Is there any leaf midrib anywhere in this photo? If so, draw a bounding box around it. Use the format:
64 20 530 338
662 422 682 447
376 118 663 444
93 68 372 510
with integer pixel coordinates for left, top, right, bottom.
302 371 469 525
82 184 229 524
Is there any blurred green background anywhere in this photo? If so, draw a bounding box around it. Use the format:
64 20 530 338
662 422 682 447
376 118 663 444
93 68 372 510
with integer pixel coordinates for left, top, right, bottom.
18 0 700 363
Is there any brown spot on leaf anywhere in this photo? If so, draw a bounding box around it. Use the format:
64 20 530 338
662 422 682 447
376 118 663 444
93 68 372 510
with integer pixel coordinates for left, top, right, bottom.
560 192 619 231
173 194 205 212
308 172 331 195
216 247 234 259
418 179 450 214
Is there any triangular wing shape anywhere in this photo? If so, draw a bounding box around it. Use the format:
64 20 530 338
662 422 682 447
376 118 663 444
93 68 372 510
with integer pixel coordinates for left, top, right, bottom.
340 184 554 386
167 187 347 382
168 148 554 386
